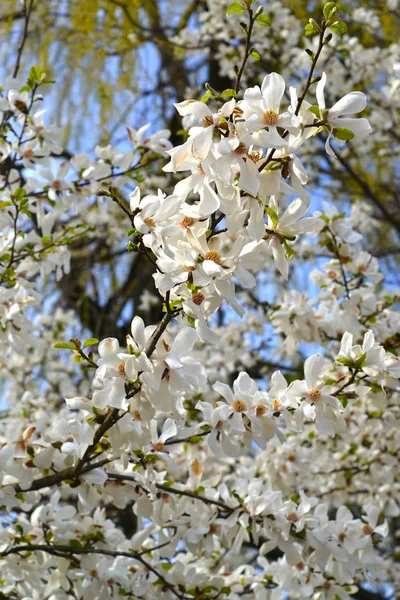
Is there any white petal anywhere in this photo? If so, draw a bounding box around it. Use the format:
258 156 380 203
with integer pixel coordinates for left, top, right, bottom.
329 91 367 118
98 338 119 360
170 327 197 357
235 265 256 288
131 316 146 349
160 418 177 443
174 100 211 117
304 353 325 389
261 72 285 112
213 381 235 404
198 181 220 216
237 157 260 197
316 72 326 112
192 126 214 160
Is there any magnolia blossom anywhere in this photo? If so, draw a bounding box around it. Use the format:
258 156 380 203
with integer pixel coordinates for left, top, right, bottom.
316 72 372 156
0 22 397 600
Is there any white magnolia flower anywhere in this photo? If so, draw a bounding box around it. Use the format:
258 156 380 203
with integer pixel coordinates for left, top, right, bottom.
337 330 385 376
239 72 294 146
316 72 372 156
288 354 344 437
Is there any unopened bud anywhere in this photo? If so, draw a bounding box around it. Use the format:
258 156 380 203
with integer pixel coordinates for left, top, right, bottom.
127 241 138 252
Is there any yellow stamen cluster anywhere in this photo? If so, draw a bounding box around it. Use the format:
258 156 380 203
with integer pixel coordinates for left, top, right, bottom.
192 291 205 305
308 388 321 401
264 109 279 125
234 141 247 155
117 361 126 377
205 250 222 264
179 216 195 229
232 399 247 412
202 115 214 128
144 217 156 228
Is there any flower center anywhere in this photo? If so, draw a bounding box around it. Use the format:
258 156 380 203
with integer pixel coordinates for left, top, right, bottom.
264 109 279 125
287 512 298 522
256 404 266 416
143 216 156 228
179 216 195 229
202 115 214 128
117 361 126 377
133 410 142 421
323 582 331 591
192 291 205 306
362 524 374 535
248 150 262 163
205 250 222 264
308 388 321 401
232 399 247 412
273 398 281 411
233 141 247 155
191 458 203 476
197 162 206 175
152 442 164 452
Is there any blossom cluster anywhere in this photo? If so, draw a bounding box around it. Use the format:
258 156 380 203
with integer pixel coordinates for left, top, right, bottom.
0 3 399 600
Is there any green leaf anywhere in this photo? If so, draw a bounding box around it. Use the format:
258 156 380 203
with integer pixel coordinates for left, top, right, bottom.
188 435 203 443
13 188 26 203
201 90 213 102
305 23 317 37
256 14 271 27
323 2 337 21
250 50 261 61
355 352 367 369
336 357 355 368
333 127 354 141
329 20 347 34
0 201 11 208
308 105 320 118
266 207 279 229
53 342 76 350
83 338 99 348
187 315 195 326
283 239 296 260
226 2 245 16
68 539 82 549
221 88 238 98
27 65 48 88
305 18 320 36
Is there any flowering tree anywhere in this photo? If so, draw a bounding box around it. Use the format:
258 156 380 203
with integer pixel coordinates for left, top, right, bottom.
0 1 399 599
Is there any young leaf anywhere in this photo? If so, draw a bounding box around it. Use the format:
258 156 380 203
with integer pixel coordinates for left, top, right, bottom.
226 1 245 16
54 342 76 350
323 2 337 21
266 207 279 229
333 127 354 141
256 14 271 27
329 20 347 34
83 338 99 348
221 88 238 98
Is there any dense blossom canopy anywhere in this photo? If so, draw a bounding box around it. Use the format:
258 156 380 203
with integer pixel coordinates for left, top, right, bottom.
0 1 399 600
